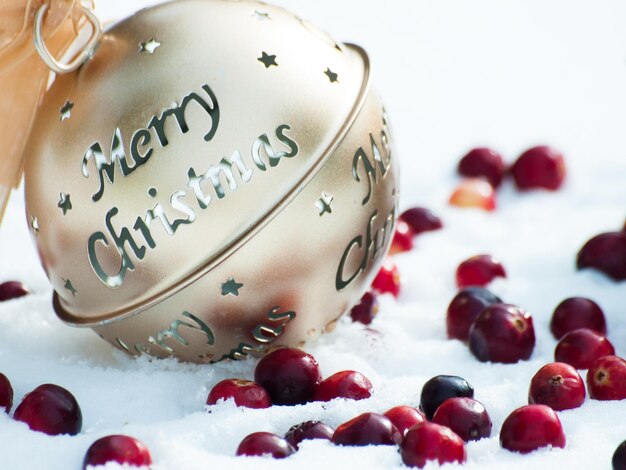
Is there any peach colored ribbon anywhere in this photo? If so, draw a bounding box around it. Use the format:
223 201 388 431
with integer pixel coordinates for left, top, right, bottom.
0 0 87 223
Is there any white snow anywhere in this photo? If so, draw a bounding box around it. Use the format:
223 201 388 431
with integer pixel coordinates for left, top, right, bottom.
1 0 626 469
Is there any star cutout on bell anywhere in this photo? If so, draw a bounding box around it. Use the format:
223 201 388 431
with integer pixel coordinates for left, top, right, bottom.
58 193 72 215
139 38 161 54
221 277 243 296
59 100 73 121
63 278 77 297
258 51 277 68
324 68 338 83
252 9 270 20
315 192 333 216
30 215 40 235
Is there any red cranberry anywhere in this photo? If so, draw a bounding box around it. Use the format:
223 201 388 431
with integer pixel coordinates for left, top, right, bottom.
236 432 296 458
313 370 373 402
469 303 535 363
400 422 466 468
587 355 626 401
528 362 585 411
13 384 82 436
550 297 607 339
613 440 626 470
254 348 321 405
371 259 401 298
511 146 566 190
0 373 13 413
446 287 502 341
500 404 566 453
206 379 271 409
284 421 334 449
554 328 615 370
577 231 626 281
449 178 496 211
350 291 379 325
420 375 474 420
83 435 151 469
458 147 506 188
383 406 425 436
399 207 443 235
456 254 506 288
0 281 29 301
332 412 401 446
431 397 492 442
389 220 414 255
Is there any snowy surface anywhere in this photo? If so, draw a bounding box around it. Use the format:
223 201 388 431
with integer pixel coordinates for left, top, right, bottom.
1 0 626 469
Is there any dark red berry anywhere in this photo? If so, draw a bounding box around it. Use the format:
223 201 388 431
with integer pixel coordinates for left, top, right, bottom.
458 147 506 188
0 373 13 413
555 328 615 370
446 287 502 341
420 375 474 420
431 397 492 442
528 362 585 411
0 281 29 301
500 404 566 453
456 254 506 288
577 231 626 281
350 291 379 325
313 370 373 402
13 384 82 436
511 146 566 190
206 379 271 409
284 421 334 449
372 259 401 298
613 440 626 470
83 435 151 469
389 220 414 255
236 432 296 458
449 179 496 211
587 355 626 401
550 297 607 339
383 406 425 436
468 303 535 363
399 207 443 236
254 348 321 405
332 412 401 447
400 422 466 468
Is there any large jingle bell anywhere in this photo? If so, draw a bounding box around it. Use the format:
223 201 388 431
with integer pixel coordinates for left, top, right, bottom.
24 0 398 363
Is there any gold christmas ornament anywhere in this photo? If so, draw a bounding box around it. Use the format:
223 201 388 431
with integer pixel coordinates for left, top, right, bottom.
24 0 399 363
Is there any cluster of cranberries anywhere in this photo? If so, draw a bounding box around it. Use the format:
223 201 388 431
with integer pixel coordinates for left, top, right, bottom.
0 374 151 468
450 146 566 211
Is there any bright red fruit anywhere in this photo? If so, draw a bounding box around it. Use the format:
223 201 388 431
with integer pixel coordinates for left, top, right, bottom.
206 379 271 409
446 287 502 341
528 362 585 411
554 328 615 370
587 355 626 401
83 435 151 469
400 422 466 468
456 254 506 288
372 259 401 298
254 348 321 405
420 375 474 420
313 370 373 402
500 404 566 454
0 281 29 301
431 397 492 442
0 373 12 413
468 303 535 363
350 291 379 325
458 147 506 188
550 297 607 339
236 432 296 458
13 384 82 436
332 413 401 447
389 220 414 255
511 146 566 190
577 231 626 281
399 207 443 235
383 406 425 436
284 421 334 449
449 179 496 211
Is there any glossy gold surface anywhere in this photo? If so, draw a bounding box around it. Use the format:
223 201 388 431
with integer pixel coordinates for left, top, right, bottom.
24 0 398 362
